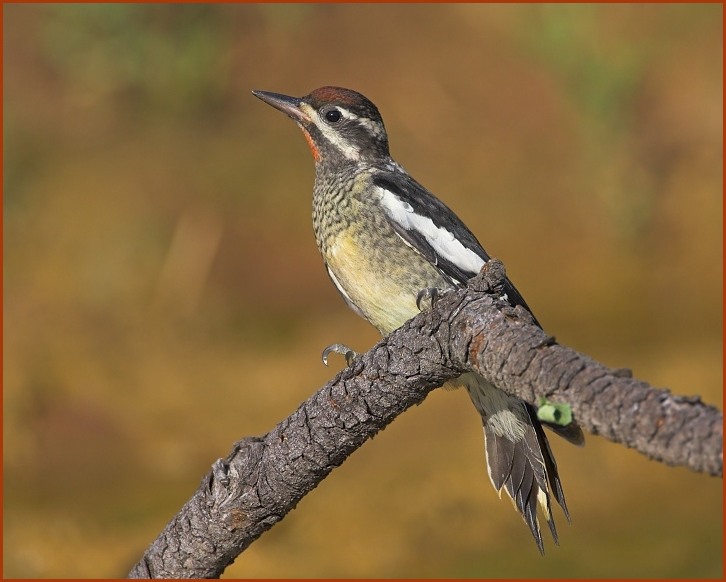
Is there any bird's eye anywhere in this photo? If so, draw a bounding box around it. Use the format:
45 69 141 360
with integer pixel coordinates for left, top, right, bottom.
324 109 342 123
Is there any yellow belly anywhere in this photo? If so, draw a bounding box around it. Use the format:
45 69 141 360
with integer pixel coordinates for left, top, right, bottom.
325 228 448 335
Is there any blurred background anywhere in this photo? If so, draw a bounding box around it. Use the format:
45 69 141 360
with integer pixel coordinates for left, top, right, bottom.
3 3 722 578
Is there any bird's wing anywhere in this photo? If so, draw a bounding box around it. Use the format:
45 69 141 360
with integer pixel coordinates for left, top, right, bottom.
372 172 539 324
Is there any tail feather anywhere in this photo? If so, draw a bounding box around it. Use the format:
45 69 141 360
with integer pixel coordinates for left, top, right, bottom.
541 416 585 448
528 403 571 522
463 373 572 553
485 412 558 553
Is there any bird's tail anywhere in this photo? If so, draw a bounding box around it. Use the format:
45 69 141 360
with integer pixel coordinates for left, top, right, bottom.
456 372 573 553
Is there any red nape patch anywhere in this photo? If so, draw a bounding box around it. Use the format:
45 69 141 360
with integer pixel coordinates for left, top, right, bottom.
301 127 320 161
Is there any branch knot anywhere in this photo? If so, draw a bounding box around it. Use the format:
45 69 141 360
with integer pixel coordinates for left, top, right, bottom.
468 258 508 294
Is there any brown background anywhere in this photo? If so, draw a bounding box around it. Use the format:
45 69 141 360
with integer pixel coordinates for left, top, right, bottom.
4 3 723 578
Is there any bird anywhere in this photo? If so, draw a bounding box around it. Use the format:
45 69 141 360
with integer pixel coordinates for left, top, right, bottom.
252 86 584 553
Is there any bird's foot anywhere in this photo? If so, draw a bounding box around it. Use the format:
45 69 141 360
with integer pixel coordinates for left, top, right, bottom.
322 343 358 367
416 286 449 311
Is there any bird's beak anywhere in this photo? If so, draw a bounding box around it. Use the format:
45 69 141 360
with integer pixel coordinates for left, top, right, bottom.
252 90 311 124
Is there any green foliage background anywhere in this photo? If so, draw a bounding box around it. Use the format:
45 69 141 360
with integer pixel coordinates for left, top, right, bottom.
4 3 722 578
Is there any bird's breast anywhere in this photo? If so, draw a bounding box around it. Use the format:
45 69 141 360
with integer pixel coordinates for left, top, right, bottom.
324 223 449 335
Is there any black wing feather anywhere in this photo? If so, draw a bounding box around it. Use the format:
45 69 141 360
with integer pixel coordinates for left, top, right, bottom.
373 172 540 326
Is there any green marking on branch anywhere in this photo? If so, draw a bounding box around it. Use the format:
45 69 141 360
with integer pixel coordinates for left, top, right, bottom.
537 397 573 426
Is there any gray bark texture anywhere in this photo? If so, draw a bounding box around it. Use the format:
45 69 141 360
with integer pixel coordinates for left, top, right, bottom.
127 260 723 579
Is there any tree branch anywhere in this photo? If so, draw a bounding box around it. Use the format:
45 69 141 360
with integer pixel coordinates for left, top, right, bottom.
127 260 722 579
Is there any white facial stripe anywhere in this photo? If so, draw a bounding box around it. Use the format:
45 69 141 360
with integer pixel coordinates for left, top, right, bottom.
377 187 485 276
338 108 358 121
301 103 385 161
298 103 360 161
319 123 360 160
339 108 385 138
299 102 318 122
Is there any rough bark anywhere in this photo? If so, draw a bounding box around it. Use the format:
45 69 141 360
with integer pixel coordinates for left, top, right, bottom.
127 260 722 579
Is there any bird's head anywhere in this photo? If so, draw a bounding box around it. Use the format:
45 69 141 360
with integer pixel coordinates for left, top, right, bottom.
252 86 390 164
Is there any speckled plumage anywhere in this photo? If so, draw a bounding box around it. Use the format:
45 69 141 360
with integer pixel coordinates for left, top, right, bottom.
253 86 583 553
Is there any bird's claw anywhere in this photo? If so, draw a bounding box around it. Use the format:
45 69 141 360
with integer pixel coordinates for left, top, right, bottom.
416 287 445 311
322 343 358 367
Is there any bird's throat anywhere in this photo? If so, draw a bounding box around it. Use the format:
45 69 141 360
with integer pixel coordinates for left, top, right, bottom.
300 126 320 162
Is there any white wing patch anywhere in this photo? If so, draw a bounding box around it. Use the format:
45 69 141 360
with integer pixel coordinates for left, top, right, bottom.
376 186 485 276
